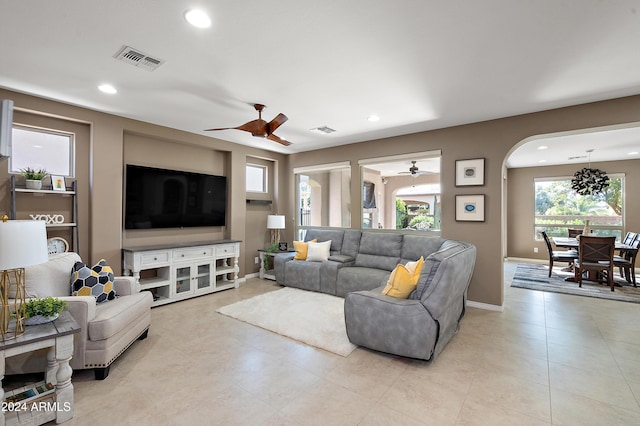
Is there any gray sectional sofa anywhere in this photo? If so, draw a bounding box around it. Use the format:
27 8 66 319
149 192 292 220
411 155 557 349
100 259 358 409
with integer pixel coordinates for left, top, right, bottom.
274 228 476 361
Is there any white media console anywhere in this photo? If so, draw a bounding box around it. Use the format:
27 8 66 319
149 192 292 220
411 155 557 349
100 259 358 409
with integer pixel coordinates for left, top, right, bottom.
122 240 240 306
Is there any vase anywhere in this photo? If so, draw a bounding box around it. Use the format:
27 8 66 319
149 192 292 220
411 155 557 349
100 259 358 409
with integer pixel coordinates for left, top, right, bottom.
25 179 43 190
582 219 591 236
24 312 59 326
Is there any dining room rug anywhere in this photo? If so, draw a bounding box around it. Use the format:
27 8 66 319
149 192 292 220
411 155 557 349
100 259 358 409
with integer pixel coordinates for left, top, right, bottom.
216 287 357 356
511 263 640 304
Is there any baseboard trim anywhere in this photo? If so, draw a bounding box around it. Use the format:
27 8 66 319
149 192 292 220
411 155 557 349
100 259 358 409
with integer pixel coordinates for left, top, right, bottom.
467 300 504 312
506 257 546 265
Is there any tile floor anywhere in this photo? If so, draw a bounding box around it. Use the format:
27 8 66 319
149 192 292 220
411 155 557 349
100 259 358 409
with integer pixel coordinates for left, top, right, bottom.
58 261 640 424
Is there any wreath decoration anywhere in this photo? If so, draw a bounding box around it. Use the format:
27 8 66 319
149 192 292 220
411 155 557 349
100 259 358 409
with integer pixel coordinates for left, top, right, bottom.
570 167 610 196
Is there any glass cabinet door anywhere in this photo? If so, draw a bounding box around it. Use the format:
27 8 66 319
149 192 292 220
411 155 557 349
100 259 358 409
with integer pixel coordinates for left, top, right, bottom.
175 266 191 294
196 263 211 290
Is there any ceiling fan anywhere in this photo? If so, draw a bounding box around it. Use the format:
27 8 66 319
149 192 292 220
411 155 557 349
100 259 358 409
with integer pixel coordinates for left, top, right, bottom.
205 103 291 146
397 160 434 177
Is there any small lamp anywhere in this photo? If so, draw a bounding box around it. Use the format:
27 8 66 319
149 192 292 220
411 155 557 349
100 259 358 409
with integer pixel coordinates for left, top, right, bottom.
0 217 48 340
267 214 286 245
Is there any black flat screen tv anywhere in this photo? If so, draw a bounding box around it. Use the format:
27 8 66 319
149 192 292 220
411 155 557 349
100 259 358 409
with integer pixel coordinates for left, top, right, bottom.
124 164 227 229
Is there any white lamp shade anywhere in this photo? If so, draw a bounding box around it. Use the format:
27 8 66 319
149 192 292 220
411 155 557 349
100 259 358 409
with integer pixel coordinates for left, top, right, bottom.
267 215 286 230
0 220 48 270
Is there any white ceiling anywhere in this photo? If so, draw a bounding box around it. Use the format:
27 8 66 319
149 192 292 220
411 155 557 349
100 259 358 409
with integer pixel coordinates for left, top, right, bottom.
2 0 640 166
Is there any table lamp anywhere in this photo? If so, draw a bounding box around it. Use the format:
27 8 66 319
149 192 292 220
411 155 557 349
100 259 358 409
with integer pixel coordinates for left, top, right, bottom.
267 214 285 245
0 217 48 340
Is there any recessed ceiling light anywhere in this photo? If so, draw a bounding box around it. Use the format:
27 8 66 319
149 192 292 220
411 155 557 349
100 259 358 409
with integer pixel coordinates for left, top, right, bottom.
367 115 380 122
628 151 639 155
539 159 547 163
185 9 211 28
98 84 117 94
537 145 548 150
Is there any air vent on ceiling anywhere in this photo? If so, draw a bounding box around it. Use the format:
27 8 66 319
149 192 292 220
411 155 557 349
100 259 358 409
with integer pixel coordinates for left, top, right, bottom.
113 45 165 71
567 155 588 160
310 126 337 134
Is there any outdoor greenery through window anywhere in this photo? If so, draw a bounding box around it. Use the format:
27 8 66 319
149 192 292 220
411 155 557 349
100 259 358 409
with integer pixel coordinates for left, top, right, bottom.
534 175 624 240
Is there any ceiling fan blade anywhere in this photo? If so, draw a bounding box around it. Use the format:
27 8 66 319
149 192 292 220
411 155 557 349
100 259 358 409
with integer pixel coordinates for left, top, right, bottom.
268 113 288 134
267 133 292 146
204 127 235 131
236 119 268 137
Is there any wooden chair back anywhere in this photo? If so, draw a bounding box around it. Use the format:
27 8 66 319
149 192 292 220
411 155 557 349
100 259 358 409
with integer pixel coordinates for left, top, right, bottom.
540 231 554 255
579 236 615 265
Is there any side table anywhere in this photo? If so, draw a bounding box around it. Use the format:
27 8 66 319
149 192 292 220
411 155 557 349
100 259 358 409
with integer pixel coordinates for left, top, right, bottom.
0 311 80 425
258 248 295 280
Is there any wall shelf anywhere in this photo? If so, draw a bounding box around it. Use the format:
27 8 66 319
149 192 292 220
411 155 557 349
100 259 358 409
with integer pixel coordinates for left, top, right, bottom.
10 175 79 253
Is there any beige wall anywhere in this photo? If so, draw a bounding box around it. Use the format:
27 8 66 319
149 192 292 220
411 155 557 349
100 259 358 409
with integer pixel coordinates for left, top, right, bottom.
4 85 640 307
285 95 640 307
507 159 640 260
0 88 286 277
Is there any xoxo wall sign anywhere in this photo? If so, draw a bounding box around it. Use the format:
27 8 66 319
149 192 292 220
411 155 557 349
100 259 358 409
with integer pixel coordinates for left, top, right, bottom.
30 214 65 224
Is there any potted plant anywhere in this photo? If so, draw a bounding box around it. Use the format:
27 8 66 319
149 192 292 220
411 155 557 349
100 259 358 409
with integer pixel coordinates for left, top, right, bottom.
263 242 280 271
24 296 67 325
20 167 48 190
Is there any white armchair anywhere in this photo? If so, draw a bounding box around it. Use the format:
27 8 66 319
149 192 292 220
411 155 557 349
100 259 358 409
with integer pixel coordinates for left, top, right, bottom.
7 252 152 379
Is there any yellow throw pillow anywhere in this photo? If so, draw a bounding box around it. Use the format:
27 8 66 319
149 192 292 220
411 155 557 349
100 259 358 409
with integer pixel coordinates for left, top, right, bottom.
293 239 317 260
406 256 425 284
381 256 425 299
382 264 414 298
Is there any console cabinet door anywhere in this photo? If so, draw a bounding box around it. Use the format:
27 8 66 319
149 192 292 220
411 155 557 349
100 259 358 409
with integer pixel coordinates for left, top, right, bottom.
172 261 214 297
194 261 214 294
174 265 193 296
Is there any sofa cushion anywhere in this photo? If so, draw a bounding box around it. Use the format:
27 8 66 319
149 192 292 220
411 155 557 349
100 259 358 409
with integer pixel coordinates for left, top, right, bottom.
336 267 391 298
88 292 150 341
71 259 118 303
23 252 81 298
341 229 362 258
400 235 445 262
355 232 403 271
306 240 331 262
305 229 345 253
285 260 322 292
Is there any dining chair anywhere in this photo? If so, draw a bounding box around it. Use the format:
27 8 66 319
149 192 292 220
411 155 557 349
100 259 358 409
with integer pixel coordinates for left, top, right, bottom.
541 231 578 277
568 229 584 238
622 232 637 245
574 236 616 291
614 237 639 286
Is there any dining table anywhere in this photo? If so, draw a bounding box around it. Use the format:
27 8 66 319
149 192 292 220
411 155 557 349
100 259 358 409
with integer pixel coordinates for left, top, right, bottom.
553 237 636 252
552 237 638 284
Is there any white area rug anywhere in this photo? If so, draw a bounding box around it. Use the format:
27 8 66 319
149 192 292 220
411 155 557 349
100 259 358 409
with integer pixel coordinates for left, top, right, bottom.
216 287 357 357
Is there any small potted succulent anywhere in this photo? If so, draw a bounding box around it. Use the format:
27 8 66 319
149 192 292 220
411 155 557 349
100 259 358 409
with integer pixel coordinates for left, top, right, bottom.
20 167 48 190
24 296 67 325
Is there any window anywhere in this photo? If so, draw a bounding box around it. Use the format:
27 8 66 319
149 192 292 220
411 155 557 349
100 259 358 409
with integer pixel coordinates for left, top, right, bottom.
10 126 74 176
534 175 624 240
358 151 441 232
295 162 351 239
246 164 267 192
